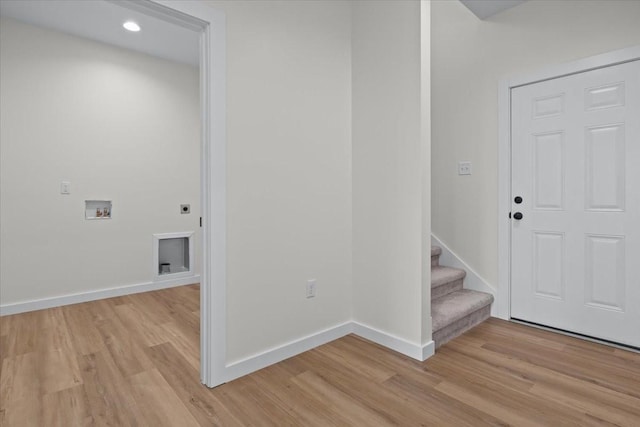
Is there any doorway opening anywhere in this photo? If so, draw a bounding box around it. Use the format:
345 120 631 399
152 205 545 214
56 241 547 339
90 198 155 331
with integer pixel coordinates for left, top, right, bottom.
0 0 227 387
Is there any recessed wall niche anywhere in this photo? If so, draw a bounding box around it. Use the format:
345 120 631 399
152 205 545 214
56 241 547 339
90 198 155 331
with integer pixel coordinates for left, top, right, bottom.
85 200 112 220
153 232 194 280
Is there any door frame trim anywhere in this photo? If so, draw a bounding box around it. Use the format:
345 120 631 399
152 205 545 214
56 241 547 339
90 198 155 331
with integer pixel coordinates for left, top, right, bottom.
497 45 640 320
117 0 228 387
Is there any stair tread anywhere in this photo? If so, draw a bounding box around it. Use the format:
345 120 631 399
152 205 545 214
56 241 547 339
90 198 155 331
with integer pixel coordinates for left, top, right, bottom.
432 289 493 332
431 246 442 257
431 265 466 288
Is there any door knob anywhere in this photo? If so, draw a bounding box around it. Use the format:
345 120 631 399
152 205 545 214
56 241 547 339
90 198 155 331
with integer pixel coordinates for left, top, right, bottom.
513 212 523 220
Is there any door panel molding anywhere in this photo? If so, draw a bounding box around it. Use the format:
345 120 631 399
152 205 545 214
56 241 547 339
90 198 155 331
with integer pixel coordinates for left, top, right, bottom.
585 123 626 212
532 231 565 301
497 45 640 320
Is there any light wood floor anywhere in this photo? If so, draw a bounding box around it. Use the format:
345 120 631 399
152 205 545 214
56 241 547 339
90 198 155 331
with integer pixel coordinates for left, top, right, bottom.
1 285 639 426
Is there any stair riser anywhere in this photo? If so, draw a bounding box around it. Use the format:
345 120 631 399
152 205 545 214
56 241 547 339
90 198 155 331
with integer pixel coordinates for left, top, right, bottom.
433 304 491 349
431 254 440 267
431 278 463 300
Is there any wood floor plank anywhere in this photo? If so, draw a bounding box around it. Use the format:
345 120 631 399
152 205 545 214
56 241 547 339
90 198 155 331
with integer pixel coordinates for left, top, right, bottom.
159 320 200 371
0 314 12 337
84 298 120 322
529 382 640 427
612 347 640 366
382 373 506 426
114 303 169 348
0 352 40 410
144 342 239 427
160 285 200 313
290 370 393 426
434 379 557 427
433 345 536 392
250 365 356 426
120 292 174 326
295 349 446 425
314 340 397 383
212 374 296 427
2 310 44 356
481 340 640 399
62 304 106 356
561 341 640 373
222 374 307 426
0 394 43 427
128 368 200 427
1 349 82 408
1 284 639 426
446 333 640 416
0 334 7 377
431 358 618 427
41 384 92 427
333 335 444 388
40 349 84 395
94 315 154 378
78 350 148 427
38 307 76 354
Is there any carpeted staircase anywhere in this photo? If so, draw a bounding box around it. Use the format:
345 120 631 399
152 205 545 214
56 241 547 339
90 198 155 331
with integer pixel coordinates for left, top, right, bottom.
431 246 493 349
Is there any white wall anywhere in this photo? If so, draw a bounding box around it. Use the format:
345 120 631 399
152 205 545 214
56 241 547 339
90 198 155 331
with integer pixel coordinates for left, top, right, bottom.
352 0 430 346
2 0 433 371
205 1 353 363
0 18 200 305
431 0 640 288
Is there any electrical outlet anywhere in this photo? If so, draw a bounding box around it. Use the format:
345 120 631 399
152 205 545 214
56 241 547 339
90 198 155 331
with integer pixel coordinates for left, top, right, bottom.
306 279 316 298
458 161 472 175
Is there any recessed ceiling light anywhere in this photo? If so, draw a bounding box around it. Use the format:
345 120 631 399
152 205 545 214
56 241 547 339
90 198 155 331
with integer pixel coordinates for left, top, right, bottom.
123 21 141 32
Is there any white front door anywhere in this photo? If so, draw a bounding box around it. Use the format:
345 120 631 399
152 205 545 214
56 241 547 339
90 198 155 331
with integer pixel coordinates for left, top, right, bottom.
510 60 640 348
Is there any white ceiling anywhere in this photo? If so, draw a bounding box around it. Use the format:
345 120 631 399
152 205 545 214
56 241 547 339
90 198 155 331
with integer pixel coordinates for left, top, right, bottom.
0 0 200 66
460 0 527 20
0 0 528 65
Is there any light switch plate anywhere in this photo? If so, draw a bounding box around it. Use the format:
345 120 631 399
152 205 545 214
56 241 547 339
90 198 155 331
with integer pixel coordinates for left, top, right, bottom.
306 279 316 298
60 181 71 194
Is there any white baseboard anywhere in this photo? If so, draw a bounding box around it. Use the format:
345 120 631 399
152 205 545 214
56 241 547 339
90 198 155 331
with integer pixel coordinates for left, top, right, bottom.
222 320 435 384
2 281 437 384
224 322 353 383
0 275 201 316
421 340 436 360
431 233 498 317
352 322 434 361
